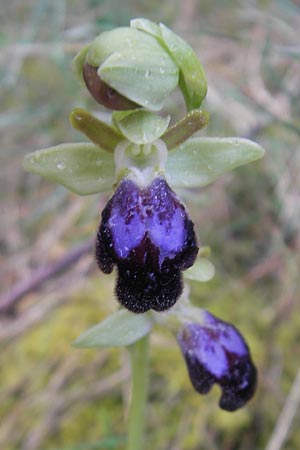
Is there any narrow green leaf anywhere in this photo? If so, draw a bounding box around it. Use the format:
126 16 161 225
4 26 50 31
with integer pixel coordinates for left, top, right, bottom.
184 257 215 282
23 143 115 195
73 309 153 348
113 110 170 144
166 137 265 188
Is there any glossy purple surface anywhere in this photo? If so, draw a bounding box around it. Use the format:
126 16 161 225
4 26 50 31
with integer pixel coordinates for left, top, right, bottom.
108 178 187 264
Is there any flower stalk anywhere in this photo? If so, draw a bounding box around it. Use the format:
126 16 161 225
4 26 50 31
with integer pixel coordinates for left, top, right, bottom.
127 334 150 450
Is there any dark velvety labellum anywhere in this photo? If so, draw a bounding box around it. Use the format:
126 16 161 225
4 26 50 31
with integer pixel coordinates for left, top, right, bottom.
218 355 257 411
83 63 139 110
177 313 257 411
96 177 198 313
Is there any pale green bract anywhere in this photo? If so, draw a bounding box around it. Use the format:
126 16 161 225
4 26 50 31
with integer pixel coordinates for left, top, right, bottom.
23 137 264 196
73 309 153 348
184 257 215 282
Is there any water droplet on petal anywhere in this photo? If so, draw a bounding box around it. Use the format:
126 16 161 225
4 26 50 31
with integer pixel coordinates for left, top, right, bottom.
57 161 66 170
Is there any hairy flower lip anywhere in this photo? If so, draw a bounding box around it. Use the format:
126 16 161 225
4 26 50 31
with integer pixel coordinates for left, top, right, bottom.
95 176 198 313
177 312 257 411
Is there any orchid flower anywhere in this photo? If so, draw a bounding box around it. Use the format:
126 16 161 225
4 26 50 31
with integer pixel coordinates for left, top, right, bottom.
23 18 264 412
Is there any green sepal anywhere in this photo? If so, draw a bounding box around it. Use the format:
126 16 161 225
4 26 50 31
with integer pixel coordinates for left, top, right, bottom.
98 48 178 111
73 309 153 348
162 110 209 150
130 18 161 39
113 110 170 144
86 27 157 67
23 142 115 195
166 137 265 188
159 23 207 110
131 18 207 110
72 44 90 85
70 108 123 152
184 257 215 282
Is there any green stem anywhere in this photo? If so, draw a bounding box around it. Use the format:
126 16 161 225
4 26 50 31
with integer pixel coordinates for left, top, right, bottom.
127 334 150 450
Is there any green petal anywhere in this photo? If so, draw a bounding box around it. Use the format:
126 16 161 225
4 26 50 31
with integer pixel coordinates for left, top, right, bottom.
70 108 122 152
184 257 215 282
23 143 115 195
166 137 265 188
73 309 153 348
98 48 178 110
113 110 170 144
162 109 209 150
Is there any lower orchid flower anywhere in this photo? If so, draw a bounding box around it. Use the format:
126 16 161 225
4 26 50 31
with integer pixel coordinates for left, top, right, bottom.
177 310 257 411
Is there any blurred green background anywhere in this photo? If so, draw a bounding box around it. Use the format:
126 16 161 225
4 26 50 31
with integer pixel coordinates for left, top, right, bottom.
1 1 300 449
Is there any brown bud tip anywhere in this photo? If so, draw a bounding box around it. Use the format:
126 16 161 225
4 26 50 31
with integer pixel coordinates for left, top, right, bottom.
83 62 139 111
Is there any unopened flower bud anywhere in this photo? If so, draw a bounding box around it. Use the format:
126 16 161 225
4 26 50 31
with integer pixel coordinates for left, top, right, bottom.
73 18 207 111
82 62 139 110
